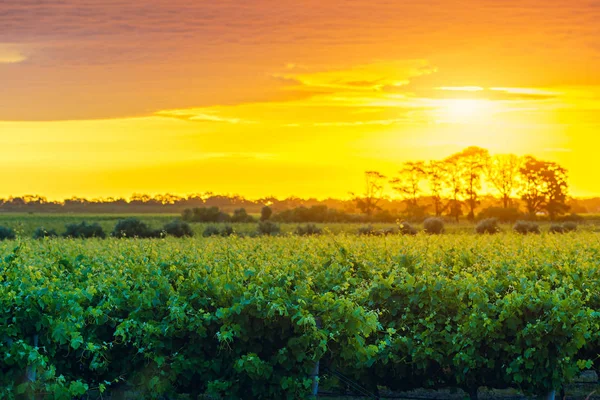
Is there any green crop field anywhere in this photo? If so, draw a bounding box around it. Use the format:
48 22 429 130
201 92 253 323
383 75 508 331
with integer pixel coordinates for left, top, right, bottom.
2 232 600 399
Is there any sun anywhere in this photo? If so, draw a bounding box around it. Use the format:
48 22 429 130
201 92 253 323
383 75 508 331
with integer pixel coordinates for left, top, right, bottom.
432 98 494 123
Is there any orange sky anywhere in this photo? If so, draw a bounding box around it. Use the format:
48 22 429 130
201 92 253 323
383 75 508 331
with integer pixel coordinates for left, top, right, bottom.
1 0 600 199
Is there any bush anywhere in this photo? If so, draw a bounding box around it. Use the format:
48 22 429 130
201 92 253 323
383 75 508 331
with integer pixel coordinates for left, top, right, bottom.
357 225 374 236
0 226 16 241
261 206 273 221
112 218 158 238
549 223 565 234
513 220 540 235
549 222 577 234
478 207 522 223
33 227 58 239
203 225 235 237
231 208 255 223
475 218 500 234
423 217 444 234
162 220 194 237
257 221 280 236
398 221 417 235
63 222 106 239
295 224 322 236
202 225 221 237
220 225 235 237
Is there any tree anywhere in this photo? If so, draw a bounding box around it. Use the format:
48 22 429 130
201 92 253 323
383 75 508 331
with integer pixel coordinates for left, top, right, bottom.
443 155 464 222
454 146 490 220
390 161 426 217
425 160 447 216
352 171 386 216
261 206 273 221
542 162 570 220
520 156 570 219
486 154 521 208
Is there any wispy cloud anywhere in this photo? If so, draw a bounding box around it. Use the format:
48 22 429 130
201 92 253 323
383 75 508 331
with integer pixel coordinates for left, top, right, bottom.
0 44 26 64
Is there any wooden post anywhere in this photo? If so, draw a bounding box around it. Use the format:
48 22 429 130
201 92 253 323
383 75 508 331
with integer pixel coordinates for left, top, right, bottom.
310 318 322 399
26 334 39 382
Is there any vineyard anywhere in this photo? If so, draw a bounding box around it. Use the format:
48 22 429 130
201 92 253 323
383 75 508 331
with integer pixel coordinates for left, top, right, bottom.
1 233 600 399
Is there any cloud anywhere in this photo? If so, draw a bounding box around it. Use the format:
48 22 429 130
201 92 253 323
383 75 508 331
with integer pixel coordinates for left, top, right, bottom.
154 109 254 124
0 44 26 64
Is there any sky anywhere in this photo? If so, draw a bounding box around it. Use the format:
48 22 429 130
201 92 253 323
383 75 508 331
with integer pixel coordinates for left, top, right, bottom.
1 0 600 199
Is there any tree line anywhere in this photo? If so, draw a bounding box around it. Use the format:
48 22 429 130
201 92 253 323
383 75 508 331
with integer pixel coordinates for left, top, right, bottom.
353 146 572 221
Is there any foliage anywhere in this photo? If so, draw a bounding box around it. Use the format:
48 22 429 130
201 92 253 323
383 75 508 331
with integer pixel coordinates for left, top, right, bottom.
513 220 540 235
475 218 500 234
257 221 280 236
63 222 106 239
202 225 234 237
352 171 387 216
0 226 16 240
357 225 374 235
0 235 599 398
260 206 272 221
231 208 255 223
182 207 231 223
520 156 570 219
111 217 159 238
32 227 59 239
398 221 418 235
162 219 194 238
423 217 444 234
550 222 578 234
294 224 322 236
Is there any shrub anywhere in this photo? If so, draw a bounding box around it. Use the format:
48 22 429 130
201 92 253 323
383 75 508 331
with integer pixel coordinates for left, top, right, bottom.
162 220 194 237
513 220 540 235
112 218 157 238
475 218 500 234
231 208 255 223
33 227 58 239
202 225 221 237
63 222 106 239
295 224 322 236
220 225 235 237
549 223 565 234
0 226 16 241
257 221 280 236
478 207 522 223
423 217 444 234
261 206 273 221
203 225 235 237
549 222 577 234
357 225 374 236
398 221 417 235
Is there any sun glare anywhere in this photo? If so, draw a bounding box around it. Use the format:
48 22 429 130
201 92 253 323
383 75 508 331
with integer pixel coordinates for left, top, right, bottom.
432 98 494 123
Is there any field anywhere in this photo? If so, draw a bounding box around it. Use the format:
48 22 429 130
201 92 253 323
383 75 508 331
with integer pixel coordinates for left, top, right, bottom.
1 213 600 238
2 217 600 399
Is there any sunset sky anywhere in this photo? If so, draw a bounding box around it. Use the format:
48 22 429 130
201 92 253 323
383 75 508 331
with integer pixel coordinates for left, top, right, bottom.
2 0 600 199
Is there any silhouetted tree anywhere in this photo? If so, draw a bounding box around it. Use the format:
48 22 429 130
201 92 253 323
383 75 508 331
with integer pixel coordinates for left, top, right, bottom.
443 155 464 222
486 154 522 208
520 156 570 219
390 161 426 217
351 171 386 216
425 160 446 216
455 146 489 220
261 206 273 221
